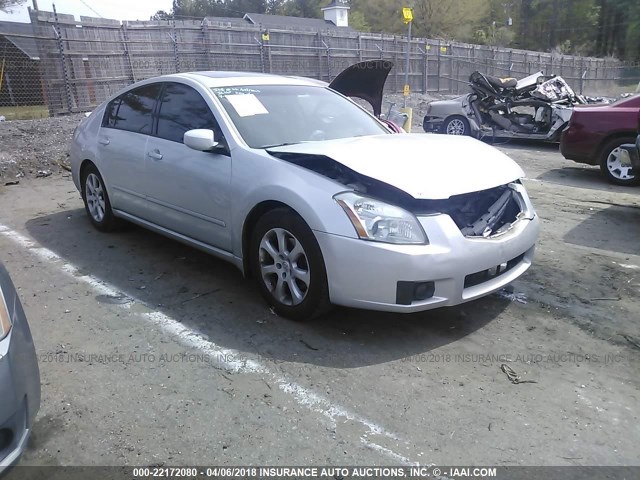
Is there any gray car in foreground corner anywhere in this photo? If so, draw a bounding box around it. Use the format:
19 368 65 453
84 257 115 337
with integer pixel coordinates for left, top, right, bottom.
0 263 40 474
70 70 539 320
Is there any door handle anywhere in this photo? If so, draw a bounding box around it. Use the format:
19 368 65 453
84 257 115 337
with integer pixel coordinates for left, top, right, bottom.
147 150 163 160
98 137 110 145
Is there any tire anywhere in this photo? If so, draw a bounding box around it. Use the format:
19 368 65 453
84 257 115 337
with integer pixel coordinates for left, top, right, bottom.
81 163 122 231
250 208 330 321
442 116 471 136
598 137 639 186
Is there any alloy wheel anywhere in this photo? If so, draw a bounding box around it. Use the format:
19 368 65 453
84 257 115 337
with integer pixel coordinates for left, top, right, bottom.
258 228 310 306
85 173 106 222
606 146 635 181
446 118 466 135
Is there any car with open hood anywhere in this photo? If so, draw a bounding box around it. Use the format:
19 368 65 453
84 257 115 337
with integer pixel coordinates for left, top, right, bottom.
0 263 40 473
69 68 539 320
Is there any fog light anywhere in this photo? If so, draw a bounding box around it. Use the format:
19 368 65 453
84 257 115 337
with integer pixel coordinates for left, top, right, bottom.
414 282 435 300
396 281 435 305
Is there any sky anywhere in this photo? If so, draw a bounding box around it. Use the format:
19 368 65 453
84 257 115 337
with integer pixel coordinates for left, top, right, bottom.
0 0 173 23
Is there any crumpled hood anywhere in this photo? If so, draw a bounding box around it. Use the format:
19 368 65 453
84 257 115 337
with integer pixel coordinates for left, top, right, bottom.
269 134 524 200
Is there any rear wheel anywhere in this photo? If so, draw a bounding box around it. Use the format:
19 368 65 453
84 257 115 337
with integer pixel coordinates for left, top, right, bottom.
442 116 471 136
81 163 122 231
598 137 639 186
250 208 330 321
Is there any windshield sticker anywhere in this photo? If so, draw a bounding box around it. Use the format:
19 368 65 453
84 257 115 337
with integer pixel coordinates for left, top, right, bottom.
225 94 269 117
212 87 261 97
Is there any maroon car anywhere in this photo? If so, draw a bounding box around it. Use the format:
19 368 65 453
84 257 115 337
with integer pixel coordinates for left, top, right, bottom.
560 94 640 185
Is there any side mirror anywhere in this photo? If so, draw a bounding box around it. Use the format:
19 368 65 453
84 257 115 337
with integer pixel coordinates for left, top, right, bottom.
184 129 219 152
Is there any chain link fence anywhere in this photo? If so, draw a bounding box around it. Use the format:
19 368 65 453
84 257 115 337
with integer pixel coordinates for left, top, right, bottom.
1 10 639 119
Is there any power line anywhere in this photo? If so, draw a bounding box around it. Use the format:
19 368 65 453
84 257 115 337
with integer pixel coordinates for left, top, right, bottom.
78 0 104 18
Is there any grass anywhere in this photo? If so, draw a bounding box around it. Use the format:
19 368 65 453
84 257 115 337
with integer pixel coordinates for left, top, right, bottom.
0 105 50 120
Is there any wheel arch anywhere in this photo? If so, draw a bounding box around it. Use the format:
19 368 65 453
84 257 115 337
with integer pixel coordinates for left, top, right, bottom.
79 159 97 196
241 200 302 277
597 131 637 161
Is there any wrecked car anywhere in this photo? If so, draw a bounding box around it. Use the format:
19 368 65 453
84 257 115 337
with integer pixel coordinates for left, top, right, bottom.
423 71 593 141
0 263 40 473
70 70 539 320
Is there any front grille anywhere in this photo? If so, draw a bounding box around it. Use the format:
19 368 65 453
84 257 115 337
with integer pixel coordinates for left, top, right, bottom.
464 253 525 289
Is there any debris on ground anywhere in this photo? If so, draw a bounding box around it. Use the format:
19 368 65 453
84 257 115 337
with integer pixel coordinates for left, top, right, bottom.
622 334 640 350
494 287 528 304
300 339 319 351
0 114 84 181
500 364 538 384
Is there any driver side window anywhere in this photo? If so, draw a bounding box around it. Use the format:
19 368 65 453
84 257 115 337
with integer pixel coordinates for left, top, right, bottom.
156 83 222 144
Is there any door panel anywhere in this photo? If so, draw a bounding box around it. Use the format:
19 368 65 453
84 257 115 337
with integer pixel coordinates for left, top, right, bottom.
143 138 232 250
97 83 161 217
143 82 232 251
97 130 148 216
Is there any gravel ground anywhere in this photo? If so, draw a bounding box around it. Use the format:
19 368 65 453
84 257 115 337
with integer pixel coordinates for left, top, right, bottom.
0 114 84 182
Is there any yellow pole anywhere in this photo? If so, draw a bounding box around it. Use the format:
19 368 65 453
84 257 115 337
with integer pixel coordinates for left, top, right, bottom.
0 58 5 91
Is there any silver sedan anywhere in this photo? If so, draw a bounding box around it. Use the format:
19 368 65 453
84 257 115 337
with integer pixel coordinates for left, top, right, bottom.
70 72 539 320
0 263 40 472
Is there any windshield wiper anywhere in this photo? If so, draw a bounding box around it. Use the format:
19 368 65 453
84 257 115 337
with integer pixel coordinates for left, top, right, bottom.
259 141 304 149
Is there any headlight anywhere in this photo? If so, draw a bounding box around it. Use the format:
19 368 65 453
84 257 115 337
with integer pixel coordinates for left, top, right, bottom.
334 192 428 244
0 286 11 341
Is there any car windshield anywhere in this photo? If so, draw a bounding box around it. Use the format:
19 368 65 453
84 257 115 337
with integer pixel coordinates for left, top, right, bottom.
211 85 389 149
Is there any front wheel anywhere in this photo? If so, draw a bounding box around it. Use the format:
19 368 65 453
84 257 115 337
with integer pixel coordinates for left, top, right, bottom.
250 209 330 321
442 116 471 136
598 137 639 186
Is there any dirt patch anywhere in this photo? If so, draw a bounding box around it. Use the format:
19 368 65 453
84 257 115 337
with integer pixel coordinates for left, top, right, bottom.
0 114 85 183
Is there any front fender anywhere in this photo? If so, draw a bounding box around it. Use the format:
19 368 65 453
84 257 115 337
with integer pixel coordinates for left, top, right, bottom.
230 151 359 259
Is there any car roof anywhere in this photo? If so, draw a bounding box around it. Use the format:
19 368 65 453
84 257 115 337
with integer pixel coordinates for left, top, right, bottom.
158 71 325 88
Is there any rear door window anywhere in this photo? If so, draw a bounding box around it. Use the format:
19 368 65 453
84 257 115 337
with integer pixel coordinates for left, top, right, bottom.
108 83 162 135
156 83 220 143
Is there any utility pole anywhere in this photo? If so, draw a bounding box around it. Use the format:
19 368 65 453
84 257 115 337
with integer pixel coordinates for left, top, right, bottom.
32 0 39 10
401 7 413 131
402 7 413 108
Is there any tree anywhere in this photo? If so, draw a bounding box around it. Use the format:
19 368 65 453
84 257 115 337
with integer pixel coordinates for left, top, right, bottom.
349 10 370 32
349 0 404 35
349 0 490 40
0 0 25 13
171 0 268 18
265 0 285 14
278 0 324 18
412 0 490 40
151 10 173 20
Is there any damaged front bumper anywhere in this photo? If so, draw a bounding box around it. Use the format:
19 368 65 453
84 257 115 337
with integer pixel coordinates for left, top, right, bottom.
315 184 539 313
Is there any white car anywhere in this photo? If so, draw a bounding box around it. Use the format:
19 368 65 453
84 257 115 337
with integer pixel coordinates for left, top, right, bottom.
70 68 539 320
